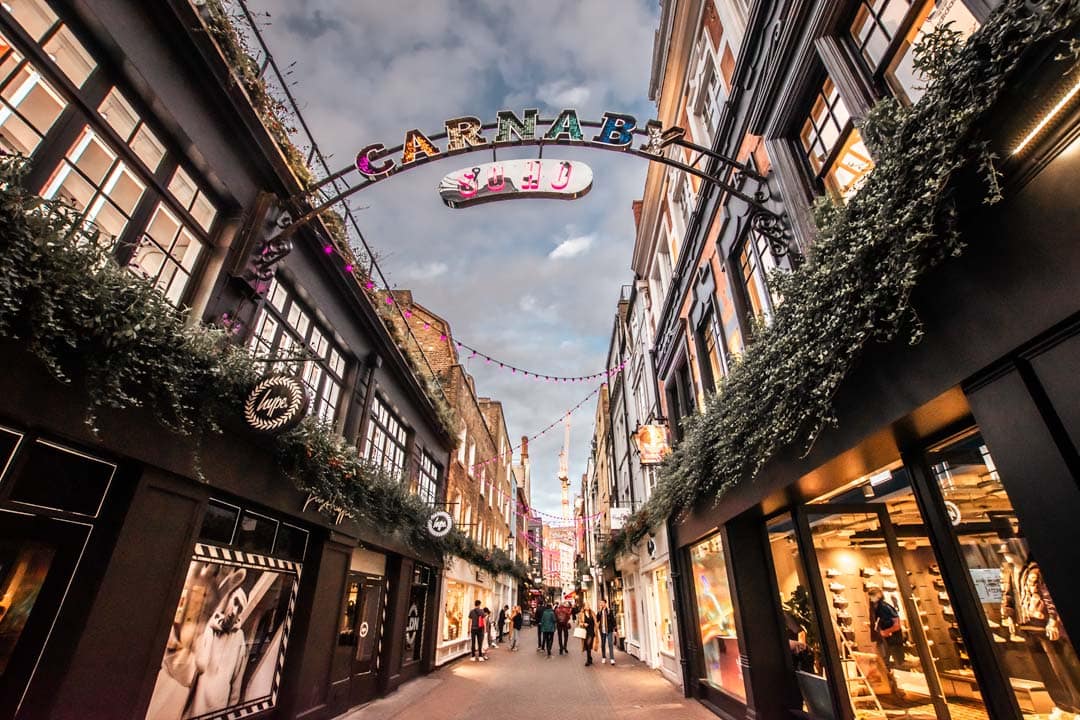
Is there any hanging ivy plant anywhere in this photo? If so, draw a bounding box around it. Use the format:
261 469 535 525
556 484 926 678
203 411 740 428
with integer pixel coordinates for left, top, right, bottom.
601 0 1080 566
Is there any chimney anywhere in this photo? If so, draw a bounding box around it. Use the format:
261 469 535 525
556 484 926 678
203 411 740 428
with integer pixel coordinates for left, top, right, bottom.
632 199 643 230
521 435 529 460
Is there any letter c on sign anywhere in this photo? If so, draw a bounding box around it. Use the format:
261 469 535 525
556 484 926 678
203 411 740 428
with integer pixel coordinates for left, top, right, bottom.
356 143 395 178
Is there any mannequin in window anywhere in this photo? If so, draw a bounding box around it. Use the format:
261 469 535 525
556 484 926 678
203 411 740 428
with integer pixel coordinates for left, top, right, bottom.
1003 557 1080 714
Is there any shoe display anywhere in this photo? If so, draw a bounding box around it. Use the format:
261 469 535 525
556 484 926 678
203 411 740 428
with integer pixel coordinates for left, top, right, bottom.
860 568 876 578
826 568 842 577
833 597 850 609
879 566 895 576
938 592 950 602
837 615 853 627
933 579 946 590
882 580 898 591
929 565 941 576
829 582 845 593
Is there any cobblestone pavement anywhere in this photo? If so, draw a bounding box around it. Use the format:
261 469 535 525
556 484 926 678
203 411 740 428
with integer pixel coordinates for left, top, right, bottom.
334 637 716 720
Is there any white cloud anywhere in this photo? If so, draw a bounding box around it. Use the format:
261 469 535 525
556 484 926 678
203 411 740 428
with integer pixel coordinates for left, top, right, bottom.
548 234 594 259
402 261 448 280
538 81 591 108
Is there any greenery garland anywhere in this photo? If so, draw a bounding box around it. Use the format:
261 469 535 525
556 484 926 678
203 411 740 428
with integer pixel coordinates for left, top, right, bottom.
0 157 527 582
601 0 1080 567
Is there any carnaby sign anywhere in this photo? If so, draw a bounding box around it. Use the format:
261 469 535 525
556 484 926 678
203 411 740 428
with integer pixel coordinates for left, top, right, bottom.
438 159 593 208
244 375 308 434
356 109 652 183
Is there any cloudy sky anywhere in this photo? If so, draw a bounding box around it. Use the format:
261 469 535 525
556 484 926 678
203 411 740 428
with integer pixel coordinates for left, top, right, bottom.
250 0 659 516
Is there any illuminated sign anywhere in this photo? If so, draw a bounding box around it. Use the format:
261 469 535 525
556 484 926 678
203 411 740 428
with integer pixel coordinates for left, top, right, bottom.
356 109 642 183
244 375 308 434
634 423 671 465
438 159 593 208
610 507 631 530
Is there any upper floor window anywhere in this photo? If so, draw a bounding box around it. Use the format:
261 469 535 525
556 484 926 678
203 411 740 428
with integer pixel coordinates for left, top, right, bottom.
4 1 95 88
0 29 66 156
362 395 408 478
250 278 346 424
697 311 726 393
417 451 439 505
800 77 873 200
737 228 778 322
851 0 979 104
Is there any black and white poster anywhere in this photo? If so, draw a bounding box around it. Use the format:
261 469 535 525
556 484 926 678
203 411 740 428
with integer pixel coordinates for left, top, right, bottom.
146 544 300 720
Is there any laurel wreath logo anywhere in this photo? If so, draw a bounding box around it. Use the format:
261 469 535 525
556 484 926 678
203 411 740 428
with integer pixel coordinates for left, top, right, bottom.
244 376 307 433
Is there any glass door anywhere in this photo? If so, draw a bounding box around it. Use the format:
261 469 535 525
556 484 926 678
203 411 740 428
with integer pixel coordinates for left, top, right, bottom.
800 504 953 720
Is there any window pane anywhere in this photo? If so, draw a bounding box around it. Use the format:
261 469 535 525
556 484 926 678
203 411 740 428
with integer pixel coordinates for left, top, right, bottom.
234 510 277 555
189 190 216 231
3 0 57 41
98 88 138 141
167 166 197 208
823 129 874 201
130 125 165 172
886 0 979 104
691 533 746 700
0 539 56 676
0 61 66 156
199 501 239 545
930 432 1080 716
42 25 95 88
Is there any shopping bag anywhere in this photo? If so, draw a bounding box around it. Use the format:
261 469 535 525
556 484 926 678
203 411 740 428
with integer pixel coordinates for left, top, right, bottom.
573 626 587 640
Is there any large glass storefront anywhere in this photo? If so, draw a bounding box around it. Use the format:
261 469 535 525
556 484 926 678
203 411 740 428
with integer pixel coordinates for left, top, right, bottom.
690 533 746 701
654 567 677 656
763 428 1079 720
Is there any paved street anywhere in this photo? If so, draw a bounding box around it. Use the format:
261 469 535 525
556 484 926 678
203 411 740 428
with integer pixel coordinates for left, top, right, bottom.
334 640 714 720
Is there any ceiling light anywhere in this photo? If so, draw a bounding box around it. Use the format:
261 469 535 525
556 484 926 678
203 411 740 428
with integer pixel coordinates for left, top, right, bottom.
868 469 893 486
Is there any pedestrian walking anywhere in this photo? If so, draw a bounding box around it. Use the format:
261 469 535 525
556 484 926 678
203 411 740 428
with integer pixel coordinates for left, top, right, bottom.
582 606 597 666
538 602 556 658
483 607 496 649
510 605 523 651
555 601 572 655
597 599 618 665
468 600 487 662
497 605 508 644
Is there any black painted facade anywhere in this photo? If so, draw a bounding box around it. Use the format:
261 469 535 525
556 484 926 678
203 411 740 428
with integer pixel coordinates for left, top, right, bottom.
0 2 451 719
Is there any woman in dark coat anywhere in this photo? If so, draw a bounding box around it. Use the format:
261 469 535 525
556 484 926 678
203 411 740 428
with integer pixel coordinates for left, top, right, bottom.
582 606 597 666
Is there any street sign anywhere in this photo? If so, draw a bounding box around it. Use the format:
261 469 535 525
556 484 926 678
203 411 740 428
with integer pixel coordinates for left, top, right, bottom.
427 510 453 537
438 159 593 208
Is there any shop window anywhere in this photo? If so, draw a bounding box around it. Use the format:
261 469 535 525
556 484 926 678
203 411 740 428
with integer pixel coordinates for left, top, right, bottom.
199 500 239 545
805 462 994 720
690 533 746 700
443 580 465 641
6 439 115 517
249 278 346 424
851 0 979 105
234 509 277 555
929 431 1080 717
41 126 146 241
767 513 835 718
362 395 408 479
417 451 440 506
98 88 165 172
0 538 55 676
0 31 66 156
654 567 676 655
800 77 873 200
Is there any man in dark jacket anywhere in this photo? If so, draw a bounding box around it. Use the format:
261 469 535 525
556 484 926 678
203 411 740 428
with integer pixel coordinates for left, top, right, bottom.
555 602 573 655
597 599 619 664
497 605 508 644
468 600 486 662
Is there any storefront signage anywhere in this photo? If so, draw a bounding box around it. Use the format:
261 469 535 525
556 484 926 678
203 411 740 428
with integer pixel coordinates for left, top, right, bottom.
405 602 420 648
244 375 308 434
302 492 355 526
610 507 631 530
647 537 657 558
438 159 593 208
634 423 671 465
356 109 642 183
944 500 962 526
427 510 453 537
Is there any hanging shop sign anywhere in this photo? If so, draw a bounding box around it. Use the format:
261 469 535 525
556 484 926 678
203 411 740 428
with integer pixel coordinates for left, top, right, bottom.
244 375 308 434
610 507 631 530
427 510 453 538
438 159 593 208
405 603 420 648
634 423 671 465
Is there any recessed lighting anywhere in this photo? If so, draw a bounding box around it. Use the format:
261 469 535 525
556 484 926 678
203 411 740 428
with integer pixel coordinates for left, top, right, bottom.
1014 75 1080 155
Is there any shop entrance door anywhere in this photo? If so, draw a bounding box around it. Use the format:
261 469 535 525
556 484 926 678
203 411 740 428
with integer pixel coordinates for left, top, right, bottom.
798 504 959 720
335 572 384 708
